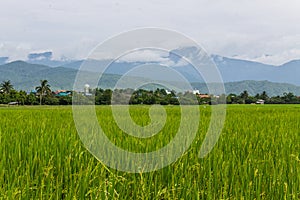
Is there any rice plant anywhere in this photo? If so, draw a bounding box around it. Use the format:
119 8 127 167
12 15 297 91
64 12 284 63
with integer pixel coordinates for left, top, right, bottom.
0 105 299 199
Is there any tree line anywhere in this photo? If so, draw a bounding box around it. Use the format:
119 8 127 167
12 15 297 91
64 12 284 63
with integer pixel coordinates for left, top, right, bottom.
1 80 300 105
226 90 300 104
0 80 72 105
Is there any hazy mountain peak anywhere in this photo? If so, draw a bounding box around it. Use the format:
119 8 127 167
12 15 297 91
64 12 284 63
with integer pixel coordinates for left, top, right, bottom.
0 57 8 65
28 51 53 61
279 59 300 68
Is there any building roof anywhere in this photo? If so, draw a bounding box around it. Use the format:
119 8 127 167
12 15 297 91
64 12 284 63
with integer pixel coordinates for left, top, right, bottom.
197 94 210 98
54 90 67 95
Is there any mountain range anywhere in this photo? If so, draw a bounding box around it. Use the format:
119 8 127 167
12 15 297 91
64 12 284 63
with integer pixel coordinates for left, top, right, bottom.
0 47 300 96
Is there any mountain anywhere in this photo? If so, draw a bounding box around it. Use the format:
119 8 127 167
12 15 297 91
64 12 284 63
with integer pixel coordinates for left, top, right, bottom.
0 61 74 90
17 48 300 85
280 59 300 68
59 60 84 69
56 48 300 85
191 80 300 96
212 55 300 86
212 55 275 82
0 61 300 96
27 59 73 67
1 46 300 95
0 57 8 65
0 61 122 91
224 80 300 96
28 52 53 60
25 51 74 67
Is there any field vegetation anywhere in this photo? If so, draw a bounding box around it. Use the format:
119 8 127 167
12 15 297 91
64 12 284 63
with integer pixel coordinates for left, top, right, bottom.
0 105 299 199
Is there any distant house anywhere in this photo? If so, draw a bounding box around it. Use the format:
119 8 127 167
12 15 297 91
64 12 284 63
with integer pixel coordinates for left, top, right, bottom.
8 101 18 106
27 90 37 95
165 90 172 95
197 94 210 99
256 99 265 104
54 90 72 97
84 84 92 96
193 90 200 95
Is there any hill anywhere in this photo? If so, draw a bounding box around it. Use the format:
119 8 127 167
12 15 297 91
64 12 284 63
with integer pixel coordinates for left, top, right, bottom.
1 59 300 96
9 48 300 85
212 55 300 86
0 61 79 91
191 80 300 96
0 61 121 91
56 51 300 86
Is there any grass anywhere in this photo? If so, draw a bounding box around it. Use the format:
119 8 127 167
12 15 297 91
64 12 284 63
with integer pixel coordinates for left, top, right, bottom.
0 105 299 199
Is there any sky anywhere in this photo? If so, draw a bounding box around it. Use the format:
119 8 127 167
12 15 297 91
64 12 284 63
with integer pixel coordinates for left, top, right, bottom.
0 0 300 65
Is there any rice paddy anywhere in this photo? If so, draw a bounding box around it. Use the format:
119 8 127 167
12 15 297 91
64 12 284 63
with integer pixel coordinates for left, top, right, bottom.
0 105 299 199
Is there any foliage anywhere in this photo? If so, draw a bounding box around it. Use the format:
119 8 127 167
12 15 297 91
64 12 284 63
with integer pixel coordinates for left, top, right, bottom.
0 80 14 94
1 80 300 105
35 80 52 105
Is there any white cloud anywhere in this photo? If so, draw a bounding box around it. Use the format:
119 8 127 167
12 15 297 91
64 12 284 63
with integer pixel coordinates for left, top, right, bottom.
0 0 300 64
117 49 175 66
223 34 300 65
0 42 32 61
250 49 300 66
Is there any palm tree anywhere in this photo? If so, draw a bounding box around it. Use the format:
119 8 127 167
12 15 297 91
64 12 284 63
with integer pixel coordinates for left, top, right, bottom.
35 80 51 105
0 80 14 94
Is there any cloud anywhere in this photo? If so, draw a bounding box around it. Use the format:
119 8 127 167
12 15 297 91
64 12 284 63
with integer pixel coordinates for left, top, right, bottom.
0 42 32 61
0 0 300 64
223 34 300 65
249 49 300 66
117 49 175 66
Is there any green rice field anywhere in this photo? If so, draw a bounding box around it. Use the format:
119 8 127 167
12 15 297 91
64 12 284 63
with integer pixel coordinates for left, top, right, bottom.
0 105 299 199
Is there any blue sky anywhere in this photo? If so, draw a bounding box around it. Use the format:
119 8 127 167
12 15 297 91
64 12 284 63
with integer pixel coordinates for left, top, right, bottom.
0 0 300 65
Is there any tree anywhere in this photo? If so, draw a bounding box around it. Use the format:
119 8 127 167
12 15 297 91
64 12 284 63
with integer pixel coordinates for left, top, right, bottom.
282 92 298 104
35 80 52 105
0 80 14 94
260 91 269 100
240 90 249 99
240 90 249 104
26 93 38 105
227 93 237 104
18 90 27 105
